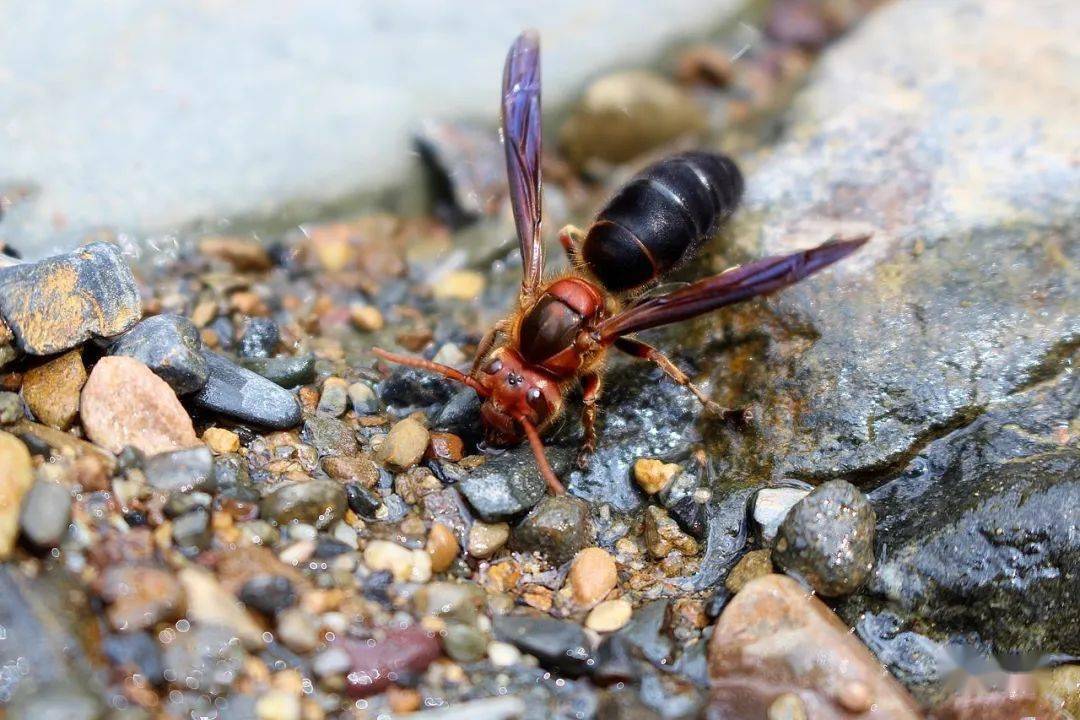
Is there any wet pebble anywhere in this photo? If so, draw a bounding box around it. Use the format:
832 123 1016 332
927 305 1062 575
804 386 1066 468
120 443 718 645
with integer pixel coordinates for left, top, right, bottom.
239 575 298 616
377 366 456 412
347 381 379 414
0 391 23 424
426 522 460 572
197 235 273 271
459 448 560 521
0 431 35 558
238 317 279 358
725 549 774 594
21 349 86 430
202 427 240 454
80 356 199 455
752 487 810 545
18 480 71 548
260 480 347 528
349 303 384 332
109 314 209 395
239 354 316 388
102 631 165 685
428 431 464 462
363 539 430 582
467 520 510 559
178 567 263 646
193 350 302 429
0 241 141 355
413 581 484 624
569 547 618 608
276 607 321 653
512 494 593 565
99 563 186 632
376 417 429 470
316 376 349 417
255 690 300 720
302 415 358 457
492 615 593 676
341 626 442 698
324 455 379 487
586 599 633 633
442 622 487 662
772 480 875 597
633 458 681 495
172 508 212 551
161 623 246 695
345 483 382 518
644 505 699 559
144 445 214 493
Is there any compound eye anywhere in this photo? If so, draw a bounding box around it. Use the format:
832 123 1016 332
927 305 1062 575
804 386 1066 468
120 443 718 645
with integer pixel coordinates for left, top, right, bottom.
526 387 545 411
483 358 503 375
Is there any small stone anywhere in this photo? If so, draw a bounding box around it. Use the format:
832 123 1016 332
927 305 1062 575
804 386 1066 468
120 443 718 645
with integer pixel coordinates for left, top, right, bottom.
172 508 212 550
468 521 510 559
347 381 379 414
109 314 208 395
161 624 246 696
0 391 23 424
512 495 594 565
317 377 349 417
312 646 352 679
423 432 462 464
238 317 280 359
18 479 71 548
492 615 592 676
197 235 273 271
143 445 214 493
202 427 240 454
350 303 384 332
725 549 775 594
302 415 358 457
767 693 808 720
413 581 485 624
0 431 34 557
260 480 348 528
431 270 485 300
99 563 186 632
21 349 86 429
569 547 618 608
239 355 316 388
102 631 165 685
0 241 141 355
192 350 302 429
442 622 487 662
81 356 199 455
427 522 460 572
586 599 633 633
341 626 441 698
773 480 875 597
409 547 433 582
239 575 298 616
276 607 322 653
255 689 300 720
633 458 681 495
364 539 418 582
559 71 706 168
431 343 467 366
178 567 263 646
376 418 429 470
487 641 521 667
752 487 810 545
324 456 380 487
644 505 699 559
345 483 382 517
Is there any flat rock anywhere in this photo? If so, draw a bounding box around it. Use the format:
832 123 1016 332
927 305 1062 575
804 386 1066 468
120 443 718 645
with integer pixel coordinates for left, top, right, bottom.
143 445 214 493
708 574 922 719
192 350 302 429
0 431 34 558
80 355 199 455
0 242 140 354
492 615 593 676
109 314 208 395
21 349 86 429
18 480 72 548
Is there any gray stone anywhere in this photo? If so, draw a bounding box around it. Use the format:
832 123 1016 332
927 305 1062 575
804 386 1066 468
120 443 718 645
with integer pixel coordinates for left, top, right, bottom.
237 317 279 359
192 350 302 429
18 480 71 548
773 480 876 598
172 508 212 551
302 415 358 457
161 623 246 696
459 448 567 521
260 479 347 528
0 242 141 355
110 314 208 394
0 391 24 424
143 446 214 493
441 622 487 663
5 682 105 720
492 615 592 676
316 377 349 417
511 494 593 565
412 581 484 625
347 381 379 414
238 355 315 388
238 575 297 616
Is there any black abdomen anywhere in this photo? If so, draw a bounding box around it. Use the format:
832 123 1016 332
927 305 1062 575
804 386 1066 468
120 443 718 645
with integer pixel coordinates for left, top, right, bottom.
581 152 743 293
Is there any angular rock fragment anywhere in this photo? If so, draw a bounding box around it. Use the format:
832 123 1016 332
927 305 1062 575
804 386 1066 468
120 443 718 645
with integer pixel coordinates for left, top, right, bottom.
110 314 208 394
192 350 302 429
21 349 86 429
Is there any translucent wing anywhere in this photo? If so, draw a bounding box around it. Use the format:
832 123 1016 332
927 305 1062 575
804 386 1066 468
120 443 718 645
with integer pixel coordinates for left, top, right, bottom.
501 30 544 299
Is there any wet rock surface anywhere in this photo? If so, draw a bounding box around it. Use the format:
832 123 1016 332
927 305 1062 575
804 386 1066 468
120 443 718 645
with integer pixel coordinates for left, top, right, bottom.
109 314 209 395
511 494 594 565
0 242 141 355
192 350 302 429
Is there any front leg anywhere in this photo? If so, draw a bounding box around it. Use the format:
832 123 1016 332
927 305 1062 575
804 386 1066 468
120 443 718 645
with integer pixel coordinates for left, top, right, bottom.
578 372 602 469
613 337 749 424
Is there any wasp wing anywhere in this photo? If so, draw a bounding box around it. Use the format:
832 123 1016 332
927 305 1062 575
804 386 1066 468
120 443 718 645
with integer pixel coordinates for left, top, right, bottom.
501 30 544 299
598 236 869 342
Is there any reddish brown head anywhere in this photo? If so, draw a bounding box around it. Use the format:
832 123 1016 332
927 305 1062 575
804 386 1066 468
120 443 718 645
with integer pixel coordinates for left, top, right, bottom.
474 347 563 446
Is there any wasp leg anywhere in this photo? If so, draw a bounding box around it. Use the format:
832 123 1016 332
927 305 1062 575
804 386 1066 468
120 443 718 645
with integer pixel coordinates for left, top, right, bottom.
577 372 602 469
470 319 510 375
558 225 586 263
613 337 750 423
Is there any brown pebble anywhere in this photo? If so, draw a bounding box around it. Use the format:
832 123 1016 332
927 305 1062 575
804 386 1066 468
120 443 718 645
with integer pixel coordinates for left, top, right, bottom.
569 547 618 608
322 456 380 488
350 304 385 332
197 235 273 271
387 686 422 714
467 521 510 559
838 680 873 713
203 427 240 454
342 626 441 698
98 563 186 632
0 431 33 558
376 418 429 470
431 270 485 300
80 356 199 455
426 522 460 573
725 549 774 594
585 599 633 633
427 432 464 462
21 349 87 430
